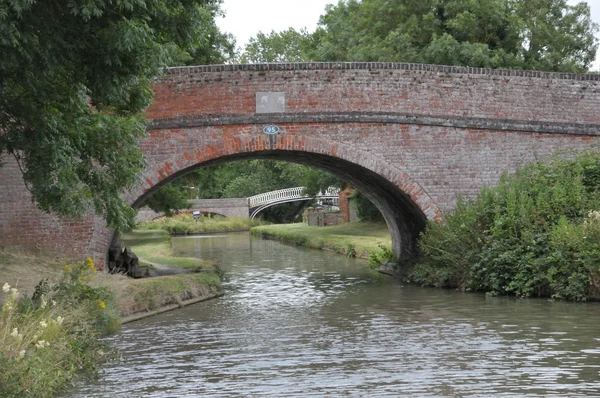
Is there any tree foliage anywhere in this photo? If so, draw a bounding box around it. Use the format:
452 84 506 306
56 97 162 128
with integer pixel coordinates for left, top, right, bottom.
0 0 232 229
143 160 346 223
144 184 189 217
351 191 384 222
308 0 598 72
238 28 314 63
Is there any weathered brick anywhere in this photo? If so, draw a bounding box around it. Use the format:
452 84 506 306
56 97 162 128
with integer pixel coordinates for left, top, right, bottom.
2 62 600 265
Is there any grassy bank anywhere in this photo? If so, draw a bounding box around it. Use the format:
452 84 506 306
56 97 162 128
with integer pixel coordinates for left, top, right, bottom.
1 233 222 396
121 229 217 271
137 213 266 235
93 269 221 318
1 257 120 397
250 222 393 264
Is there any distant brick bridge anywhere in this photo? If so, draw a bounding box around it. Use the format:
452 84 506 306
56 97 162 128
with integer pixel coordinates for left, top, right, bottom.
1 62 600 267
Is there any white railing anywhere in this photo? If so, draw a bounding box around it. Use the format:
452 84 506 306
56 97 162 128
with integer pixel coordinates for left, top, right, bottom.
248 186 340 208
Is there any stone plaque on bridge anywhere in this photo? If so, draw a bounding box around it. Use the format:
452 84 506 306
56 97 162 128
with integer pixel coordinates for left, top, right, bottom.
256 92 286 113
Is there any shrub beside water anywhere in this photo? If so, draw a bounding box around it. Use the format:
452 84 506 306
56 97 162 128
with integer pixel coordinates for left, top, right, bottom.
412 151 600 301
368 245 396 269
0 258 119 397
137 214 266 234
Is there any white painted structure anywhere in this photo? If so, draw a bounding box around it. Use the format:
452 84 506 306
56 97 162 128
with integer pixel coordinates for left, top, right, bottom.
248 187 340 219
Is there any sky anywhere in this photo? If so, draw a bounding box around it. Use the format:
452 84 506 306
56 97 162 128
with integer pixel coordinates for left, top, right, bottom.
216 0 600 71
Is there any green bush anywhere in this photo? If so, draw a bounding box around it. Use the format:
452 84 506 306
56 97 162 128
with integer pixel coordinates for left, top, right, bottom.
412 151 600 301
368 244 396 269
351 190 384 222
344 243 357 258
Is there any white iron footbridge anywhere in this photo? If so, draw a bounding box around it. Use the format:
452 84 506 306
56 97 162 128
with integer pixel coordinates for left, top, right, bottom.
185 187 340 219
248 187 340 219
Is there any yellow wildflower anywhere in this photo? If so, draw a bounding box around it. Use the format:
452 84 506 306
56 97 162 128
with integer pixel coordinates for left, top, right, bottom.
98 299 106 309
64 265 71 273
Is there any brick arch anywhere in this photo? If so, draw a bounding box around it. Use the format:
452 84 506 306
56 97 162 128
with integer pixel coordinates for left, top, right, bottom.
4 62 600 268
125 132 442 262
131 134 441 219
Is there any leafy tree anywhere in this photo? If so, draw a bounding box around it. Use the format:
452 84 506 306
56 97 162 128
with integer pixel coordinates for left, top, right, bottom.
301 167 346 197
239 28 314 63
351 191 385 222
144 184 189 217
311 0 598 72
0 0 232 230
184 2 236 65
144 160 348 222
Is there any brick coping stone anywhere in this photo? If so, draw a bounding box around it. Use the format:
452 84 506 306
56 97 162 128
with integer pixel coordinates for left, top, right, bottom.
163 62 600 81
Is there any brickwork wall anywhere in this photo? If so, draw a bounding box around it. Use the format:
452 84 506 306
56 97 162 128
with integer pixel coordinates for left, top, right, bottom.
147 63 600 130
338 187 354 223
307 212 346 227
0 156 110 267
2 62 600 264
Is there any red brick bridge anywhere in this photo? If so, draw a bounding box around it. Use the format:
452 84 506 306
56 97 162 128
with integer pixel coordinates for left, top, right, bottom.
1 62 599 266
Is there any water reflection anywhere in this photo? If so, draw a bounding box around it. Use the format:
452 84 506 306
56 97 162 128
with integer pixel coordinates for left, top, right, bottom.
64 233 600 397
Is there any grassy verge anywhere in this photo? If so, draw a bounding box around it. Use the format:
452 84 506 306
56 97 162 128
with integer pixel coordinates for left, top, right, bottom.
1 258 120 397
250 222 393 264
93 271 221 318
136 213 266 235
121 229 216 271
0 251 64 305
1 238 222 396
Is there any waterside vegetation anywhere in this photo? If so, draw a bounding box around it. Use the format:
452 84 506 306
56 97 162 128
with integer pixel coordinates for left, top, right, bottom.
0 244 222 397
413 151 600 301
0 258 119 397
121 229 217 271
250 222 393 264
136 214 266 235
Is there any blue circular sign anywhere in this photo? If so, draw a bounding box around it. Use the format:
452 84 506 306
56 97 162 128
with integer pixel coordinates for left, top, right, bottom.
263 125 280 135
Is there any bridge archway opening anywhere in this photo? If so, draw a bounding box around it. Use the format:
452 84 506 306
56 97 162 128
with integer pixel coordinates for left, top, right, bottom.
131 149 430 265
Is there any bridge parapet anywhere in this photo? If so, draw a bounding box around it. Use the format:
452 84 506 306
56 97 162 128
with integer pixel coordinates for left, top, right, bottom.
187 198 249 219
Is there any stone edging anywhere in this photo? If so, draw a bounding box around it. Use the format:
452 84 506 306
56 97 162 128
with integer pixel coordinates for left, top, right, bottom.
121 291 224 324
148 112 600 137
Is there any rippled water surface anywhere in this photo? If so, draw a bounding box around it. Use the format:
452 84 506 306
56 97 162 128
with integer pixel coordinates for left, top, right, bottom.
66 233 600 397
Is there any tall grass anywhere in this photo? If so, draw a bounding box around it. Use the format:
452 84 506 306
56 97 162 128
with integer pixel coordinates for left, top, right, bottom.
412 151 600 301
0 254 223 397
0 258 120 397
137 214 266 234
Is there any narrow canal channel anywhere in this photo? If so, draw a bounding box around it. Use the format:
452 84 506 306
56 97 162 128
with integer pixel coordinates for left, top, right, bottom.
66 232 600 397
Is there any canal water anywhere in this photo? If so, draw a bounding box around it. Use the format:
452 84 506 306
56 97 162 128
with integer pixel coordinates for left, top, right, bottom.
66 233 600 397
